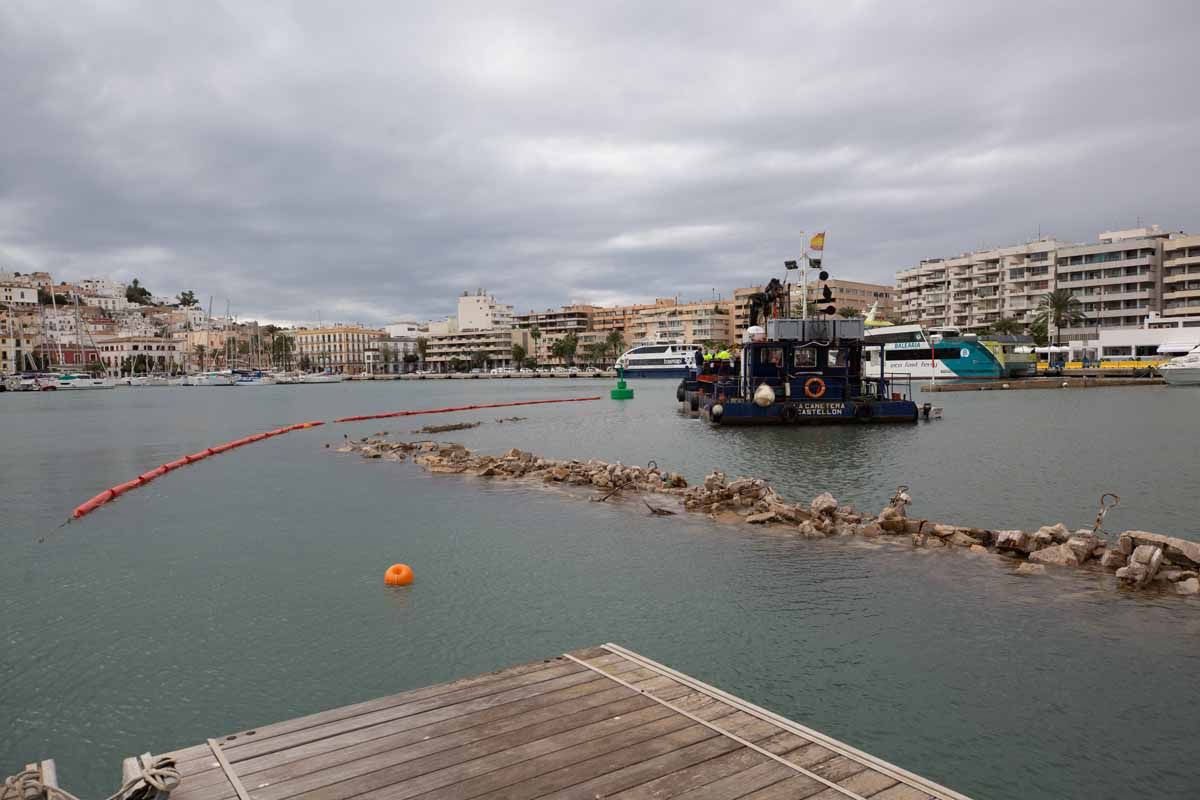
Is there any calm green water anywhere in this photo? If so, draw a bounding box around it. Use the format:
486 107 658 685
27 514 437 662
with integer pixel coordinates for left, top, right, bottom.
2 380 1198 800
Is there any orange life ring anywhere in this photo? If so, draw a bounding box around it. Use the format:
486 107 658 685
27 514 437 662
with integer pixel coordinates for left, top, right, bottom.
803 376 827 399
384 563 414 586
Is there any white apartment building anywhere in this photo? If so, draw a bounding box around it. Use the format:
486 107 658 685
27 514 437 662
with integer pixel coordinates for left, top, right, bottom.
80 294 135 313
457 290 513 331
364 337 420 374
627 301 734 347
896 238 1065 330
896 225 1196 340
1162 234 1200 318
96 336 184 374
513 305 595 365
291 326 385 374
384 321 423 338
77 278 125 298
0 283 38 307
425 328 531 372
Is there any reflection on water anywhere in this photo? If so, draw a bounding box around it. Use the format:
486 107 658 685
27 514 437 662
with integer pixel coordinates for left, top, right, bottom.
1 380 1198 800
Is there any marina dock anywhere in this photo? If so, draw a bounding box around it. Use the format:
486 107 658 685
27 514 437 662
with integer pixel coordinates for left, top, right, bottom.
923 376 1164 391
137 644 967 800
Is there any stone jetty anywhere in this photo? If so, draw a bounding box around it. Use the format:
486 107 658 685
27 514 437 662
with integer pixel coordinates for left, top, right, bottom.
335 437 1200 598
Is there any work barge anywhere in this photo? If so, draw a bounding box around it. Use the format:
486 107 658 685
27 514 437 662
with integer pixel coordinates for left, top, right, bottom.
15 645 970 800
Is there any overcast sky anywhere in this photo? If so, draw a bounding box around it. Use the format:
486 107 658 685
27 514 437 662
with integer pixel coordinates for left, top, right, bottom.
2 2 1198 326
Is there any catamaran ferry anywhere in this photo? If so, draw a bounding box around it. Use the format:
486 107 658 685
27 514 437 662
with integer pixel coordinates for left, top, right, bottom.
864 325 1036 380
615 343 702 378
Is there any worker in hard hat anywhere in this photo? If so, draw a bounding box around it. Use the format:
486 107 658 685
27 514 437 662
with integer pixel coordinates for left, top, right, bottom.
715 349 733 379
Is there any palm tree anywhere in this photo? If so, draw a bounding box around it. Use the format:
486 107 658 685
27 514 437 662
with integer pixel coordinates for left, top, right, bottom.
604 330 625 365
550 333 578 366
1035 289 1088 346
194 344 207 370
987 317 1025 335
586 341 607 366
836 307 862 319
511 343 526 368
529 326 542 364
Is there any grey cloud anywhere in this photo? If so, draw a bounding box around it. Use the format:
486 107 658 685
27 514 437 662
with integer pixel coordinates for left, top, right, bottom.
2 1 1198 325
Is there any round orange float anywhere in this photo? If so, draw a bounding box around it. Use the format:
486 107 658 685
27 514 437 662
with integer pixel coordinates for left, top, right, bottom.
384 563 414 586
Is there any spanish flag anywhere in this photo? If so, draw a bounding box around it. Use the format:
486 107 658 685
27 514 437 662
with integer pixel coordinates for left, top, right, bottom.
809 232 826 252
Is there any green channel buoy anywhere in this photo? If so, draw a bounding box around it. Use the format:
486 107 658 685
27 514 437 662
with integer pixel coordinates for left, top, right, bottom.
610 365 634 400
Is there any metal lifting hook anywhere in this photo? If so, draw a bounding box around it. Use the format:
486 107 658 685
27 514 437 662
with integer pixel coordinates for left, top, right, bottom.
1092 493 1120 536
890 485 911 509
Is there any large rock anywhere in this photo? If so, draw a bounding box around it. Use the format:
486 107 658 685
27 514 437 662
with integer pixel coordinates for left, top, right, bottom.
703 471 727 491
1065 532 1102 562
1117 545 1162 588
949 531 984 548
1119 531 1200 569
745 511 778 525
1099 549 1128 570
1175 577 1200 596
1037 523 1072 544
995 530 1032 553
1016 563 1046 576
810 492 839 517
1028 544 1082 567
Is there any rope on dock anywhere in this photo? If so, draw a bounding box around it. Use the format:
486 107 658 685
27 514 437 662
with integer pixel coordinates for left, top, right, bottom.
2 757 179 800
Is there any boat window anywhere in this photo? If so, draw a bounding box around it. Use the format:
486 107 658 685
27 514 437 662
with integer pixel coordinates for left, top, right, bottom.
793 347 817 369
884 347 966 362
633 346 669 354
759 347 785 368
827 347 848 368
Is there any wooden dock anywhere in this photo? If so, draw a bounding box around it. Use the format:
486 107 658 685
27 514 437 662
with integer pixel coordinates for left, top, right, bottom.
146 644 970 800
922 376 1163 391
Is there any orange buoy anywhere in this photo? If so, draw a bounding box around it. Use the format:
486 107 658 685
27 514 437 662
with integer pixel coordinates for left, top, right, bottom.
384 563 414 586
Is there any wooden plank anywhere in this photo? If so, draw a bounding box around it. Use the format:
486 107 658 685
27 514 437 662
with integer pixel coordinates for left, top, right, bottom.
219 658 575 752
238 680 630 783
564 646 611 660
424 721 716 800
212 665 595 765
811 754 871 784
605 745 770 800
666 760 810 800
284 703 684 800
870 785 934 800
249 694 662 800
177 680 631 796
739 775 836 800
838 769 899 796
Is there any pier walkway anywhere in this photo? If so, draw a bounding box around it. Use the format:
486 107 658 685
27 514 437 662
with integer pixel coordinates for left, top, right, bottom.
148 644 969 800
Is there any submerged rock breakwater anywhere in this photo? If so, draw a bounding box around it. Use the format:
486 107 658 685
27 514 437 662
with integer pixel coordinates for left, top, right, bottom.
335 437 1200 599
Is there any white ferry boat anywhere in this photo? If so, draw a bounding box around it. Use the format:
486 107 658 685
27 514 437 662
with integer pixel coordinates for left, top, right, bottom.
615 343 702 378
864 325 1036 380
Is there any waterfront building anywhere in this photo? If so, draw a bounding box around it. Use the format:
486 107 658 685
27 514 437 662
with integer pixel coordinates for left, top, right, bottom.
365 336 419 374
513 305 596 365
0 283 38 307
425 327 531 372
384 320 424 338
805 279 896 318
627 299 734 347
457 289 513 331
1162 233 1200 318
0 318 40 373
427 317 458 336
291 325 385 374
1053 226 1168 342
896 238 1065 330
96 336 184 374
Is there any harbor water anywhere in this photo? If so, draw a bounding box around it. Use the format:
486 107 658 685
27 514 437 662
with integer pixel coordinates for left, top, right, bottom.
2 379 1198 799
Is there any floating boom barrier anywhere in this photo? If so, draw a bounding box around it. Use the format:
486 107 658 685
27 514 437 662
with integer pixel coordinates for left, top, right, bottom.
67 396 600 522
331 396 602 423
69 421 326 521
